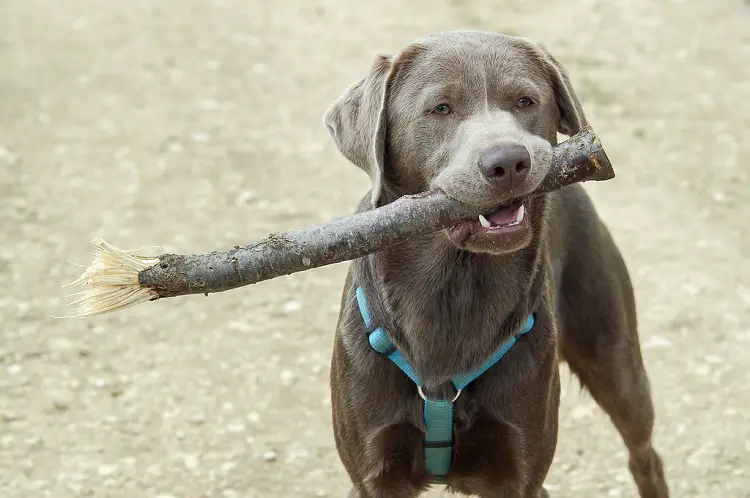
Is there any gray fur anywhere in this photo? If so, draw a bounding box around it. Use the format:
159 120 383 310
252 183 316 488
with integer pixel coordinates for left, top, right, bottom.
324 30 669 498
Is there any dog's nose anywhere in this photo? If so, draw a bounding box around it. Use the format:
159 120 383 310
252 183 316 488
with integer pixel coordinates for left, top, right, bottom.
478 144 531 189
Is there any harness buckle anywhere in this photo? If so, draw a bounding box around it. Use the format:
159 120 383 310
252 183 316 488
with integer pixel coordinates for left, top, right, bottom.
417 385 462 403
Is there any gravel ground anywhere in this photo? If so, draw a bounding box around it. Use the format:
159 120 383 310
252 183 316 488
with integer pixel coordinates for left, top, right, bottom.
1 0 749 497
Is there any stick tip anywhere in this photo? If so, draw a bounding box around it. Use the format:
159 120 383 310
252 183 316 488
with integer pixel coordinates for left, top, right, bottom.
62 237 161 317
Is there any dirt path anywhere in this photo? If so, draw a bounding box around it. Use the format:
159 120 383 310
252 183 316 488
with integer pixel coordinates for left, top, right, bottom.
1 0 749 496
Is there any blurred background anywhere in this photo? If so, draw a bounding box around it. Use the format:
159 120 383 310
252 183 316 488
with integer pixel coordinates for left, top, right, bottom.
1 0 749 496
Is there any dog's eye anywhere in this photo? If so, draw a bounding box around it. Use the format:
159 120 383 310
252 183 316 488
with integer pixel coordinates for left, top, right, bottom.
433 104 452 115
517 97 534 108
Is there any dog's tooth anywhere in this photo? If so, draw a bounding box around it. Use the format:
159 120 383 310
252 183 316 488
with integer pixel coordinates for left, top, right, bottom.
478 214 491 228
516 205 525 222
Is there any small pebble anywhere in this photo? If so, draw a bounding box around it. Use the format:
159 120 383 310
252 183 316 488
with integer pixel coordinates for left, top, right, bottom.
182 453 200 471
234 191 256 205
97 464 118 477
146 464 164 478
189 132 211 143
49 390 74 411
66 483 84 494
25 435 43 446
49 338 74 352
280 369 296 386
283 300 302 313
198 98 220 110
284 448 310 464
694 364 710 377
166 140 183 153
227 421 246 433
93 378 109 388
188 413 206 425
262 450 277 462
642 335 672 349
571 404 595 420
1 411 21 422
0 147 18 164
17 302 31 318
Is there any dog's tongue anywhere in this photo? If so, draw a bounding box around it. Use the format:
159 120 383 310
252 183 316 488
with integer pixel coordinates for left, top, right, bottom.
487 204 522 225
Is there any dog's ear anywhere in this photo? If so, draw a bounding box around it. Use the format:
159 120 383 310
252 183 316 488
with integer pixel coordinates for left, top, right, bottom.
323 54 394 206
536 44 587 137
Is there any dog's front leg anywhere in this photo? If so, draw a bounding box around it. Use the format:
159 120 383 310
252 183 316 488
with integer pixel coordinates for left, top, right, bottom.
347 484 422 498
470 482 552 498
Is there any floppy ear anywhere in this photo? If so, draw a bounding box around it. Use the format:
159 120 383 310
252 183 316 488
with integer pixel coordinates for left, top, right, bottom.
536 44 588 137
323 55 394 206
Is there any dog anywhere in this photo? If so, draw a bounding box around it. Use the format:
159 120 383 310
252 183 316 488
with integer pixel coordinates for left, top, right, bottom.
322 30 669 498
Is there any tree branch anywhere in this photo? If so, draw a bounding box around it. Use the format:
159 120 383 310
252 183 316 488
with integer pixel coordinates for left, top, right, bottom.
64 127 613 316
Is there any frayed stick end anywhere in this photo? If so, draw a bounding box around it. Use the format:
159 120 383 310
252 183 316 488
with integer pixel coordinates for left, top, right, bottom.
62 237 161 317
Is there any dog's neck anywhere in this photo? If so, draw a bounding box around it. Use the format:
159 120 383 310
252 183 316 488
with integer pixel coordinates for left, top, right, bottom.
357 220 547 388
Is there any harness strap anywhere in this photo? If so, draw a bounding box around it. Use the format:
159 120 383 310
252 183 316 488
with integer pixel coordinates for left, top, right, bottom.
355 287 535 479
423 399 453 476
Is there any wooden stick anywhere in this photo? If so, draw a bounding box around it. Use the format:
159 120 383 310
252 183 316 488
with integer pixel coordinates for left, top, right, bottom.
62 127 613 317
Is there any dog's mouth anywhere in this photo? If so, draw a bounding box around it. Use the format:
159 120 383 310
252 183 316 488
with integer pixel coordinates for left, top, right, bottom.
448 197 530 246
478 198 527 229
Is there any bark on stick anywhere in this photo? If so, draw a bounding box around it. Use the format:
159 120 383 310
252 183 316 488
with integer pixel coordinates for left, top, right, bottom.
65 127 613 316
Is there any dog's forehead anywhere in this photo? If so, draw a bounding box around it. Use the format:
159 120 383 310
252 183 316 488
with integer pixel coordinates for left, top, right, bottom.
402 31 548 85
413 30 527 54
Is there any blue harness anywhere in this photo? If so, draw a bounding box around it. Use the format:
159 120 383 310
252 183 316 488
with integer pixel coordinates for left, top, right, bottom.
355 287 535 479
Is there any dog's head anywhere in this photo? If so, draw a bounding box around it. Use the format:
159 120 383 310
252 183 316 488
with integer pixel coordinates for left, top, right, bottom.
324 30 586 255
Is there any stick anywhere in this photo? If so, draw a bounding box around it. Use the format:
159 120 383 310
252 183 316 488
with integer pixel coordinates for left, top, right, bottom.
62 127 613 317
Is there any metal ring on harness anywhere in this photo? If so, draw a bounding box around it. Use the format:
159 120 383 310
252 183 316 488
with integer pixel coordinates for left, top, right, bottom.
417 385 462 403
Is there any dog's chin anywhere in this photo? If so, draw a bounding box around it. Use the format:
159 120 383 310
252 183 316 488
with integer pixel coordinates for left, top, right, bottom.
445 197 533 255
